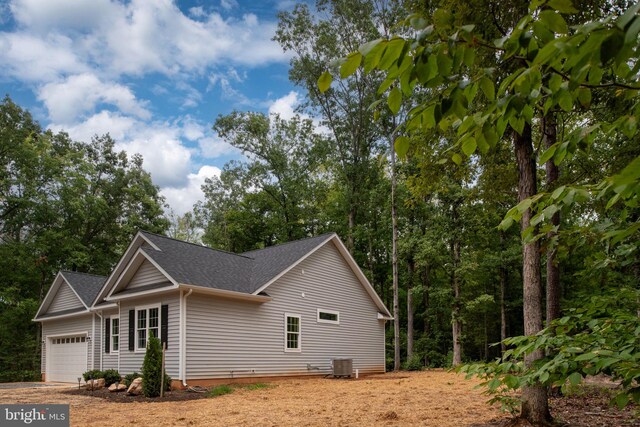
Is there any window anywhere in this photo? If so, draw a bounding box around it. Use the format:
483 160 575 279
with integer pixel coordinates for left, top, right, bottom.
111 318 119 352
317 309 340 324
136 306 160 351
284 314 301 352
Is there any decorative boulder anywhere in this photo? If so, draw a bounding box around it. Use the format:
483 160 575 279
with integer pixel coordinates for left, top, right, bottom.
85 378 105 390
127 377 143 395
108 383 127 392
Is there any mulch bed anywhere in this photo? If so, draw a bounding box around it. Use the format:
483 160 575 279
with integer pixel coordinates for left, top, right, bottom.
62 387 210 403
549 390 639 427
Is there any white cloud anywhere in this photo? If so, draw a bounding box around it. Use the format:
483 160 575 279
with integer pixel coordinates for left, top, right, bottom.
220 0 238 11
188 6 206 18
161 165 221 215
38 73 150 122
0 32 87 82
198 135 237 159
49 110 136 142
268 90 299 120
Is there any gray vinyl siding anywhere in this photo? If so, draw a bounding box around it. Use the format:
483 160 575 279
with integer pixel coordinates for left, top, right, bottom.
185 241 385 380
127 259 167 290
118 292 180 378
47 282 84 313
101 309 119 370
41 314 93 374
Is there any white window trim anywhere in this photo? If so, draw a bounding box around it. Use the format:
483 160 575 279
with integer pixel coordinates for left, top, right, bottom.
317 309 340 325
284 313 301 353
110 317 120 353
135 304 161 353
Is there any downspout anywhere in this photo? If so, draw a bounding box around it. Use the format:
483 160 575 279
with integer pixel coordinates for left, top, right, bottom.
91 313 95 370
117 301 121 373
181 289 193 387
96 311 103 371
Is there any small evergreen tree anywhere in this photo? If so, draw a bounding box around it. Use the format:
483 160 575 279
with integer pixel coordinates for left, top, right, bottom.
141 336 163 397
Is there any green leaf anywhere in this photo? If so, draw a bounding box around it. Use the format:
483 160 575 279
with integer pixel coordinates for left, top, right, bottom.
461 136 477 156
568 372 582 386
539 10 568 34
557 90 573 112
317 71 333 93
378 37 405 70
394 136 410 158
547 0 579 14
577 88 592 108
451 153 462 165
479 77 495 101
614 393 630 409
359 39 383 56
340 52 362 78
600 31 624 64
539 144 558 164
387 87 402 115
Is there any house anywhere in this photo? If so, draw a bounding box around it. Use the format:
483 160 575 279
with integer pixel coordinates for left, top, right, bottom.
34 231 392 387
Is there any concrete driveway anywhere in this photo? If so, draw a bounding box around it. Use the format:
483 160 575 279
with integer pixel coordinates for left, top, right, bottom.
0 382 72 389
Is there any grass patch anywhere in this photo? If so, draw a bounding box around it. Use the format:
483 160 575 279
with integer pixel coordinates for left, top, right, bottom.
208 385 234 397
241 383 272 390
207 383 273 398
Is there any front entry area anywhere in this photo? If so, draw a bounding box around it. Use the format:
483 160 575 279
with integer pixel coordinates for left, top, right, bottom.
47 335 87 383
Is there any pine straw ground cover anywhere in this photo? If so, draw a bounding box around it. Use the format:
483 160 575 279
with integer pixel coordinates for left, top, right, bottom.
0 371 635 426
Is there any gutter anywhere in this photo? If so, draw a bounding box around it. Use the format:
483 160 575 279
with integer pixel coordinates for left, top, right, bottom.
180 288 193 387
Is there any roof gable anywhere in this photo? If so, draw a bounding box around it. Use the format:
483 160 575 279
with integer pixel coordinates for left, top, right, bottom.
34 271 106 320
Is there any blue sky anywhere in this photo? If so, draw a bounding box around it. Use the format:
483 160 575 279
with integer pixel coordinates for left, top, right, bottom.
0 0 307 214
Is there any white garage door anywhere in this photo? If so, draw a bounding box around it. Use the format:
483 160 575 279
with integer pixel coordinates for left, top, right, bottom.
48 335 88 383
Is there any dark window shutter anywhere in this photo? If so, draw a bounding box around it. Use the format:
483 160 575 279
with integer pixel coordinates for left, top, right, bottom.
128 310 135 351
161 304 169 349
105 318 111 353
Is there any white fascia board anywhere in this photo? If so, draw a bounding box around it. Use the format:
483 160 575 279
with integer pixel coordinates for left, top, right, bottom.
34 272 67 319
251 234 336 296
105 248 178 300
328 236 393 318
58 272 90 310
105 284 179 302
33 309 91 322
180 284 272 303
89 303 118 311
377 313 394 321
91 232 159 307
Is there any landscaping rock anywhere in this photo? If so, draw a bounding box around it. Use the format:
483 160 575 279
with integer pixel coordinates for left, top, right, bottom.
108 383 127 392
85 378 105 390
127 377 143 395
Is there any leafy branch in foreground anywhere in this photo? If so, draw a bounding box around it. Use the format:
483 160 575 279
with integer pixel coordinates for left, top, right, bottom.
459 287 640 414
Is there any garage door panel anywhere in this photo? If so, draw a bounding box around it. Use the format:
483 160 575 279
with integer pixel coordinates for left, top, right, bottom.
48 335 87 383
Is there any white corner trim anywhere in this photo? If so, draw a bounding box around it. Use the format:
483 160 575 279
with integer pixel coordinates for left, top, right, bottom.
252 234 336 296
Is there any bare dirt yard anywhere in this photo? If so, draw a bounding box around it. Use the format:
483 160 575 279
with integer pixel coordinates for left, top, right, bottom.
0 371 636 426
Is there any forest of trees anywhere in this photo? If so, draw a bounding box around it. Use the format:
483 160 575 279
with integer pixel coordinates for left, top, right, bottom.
1 0 638 425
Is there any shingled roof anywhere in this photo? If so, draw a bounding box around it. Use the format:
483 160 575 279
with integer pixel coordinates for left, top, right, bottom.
60 271 107 307
138 231 335 294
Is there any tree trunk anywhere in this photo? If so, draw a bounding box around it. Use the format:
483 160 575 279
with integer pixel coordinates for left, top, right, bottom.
451 237 462 367
543 113 561 326
407 258 415 360
500 232 508 354
423 264 430 334
514 124 552 425
391 143 400 372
